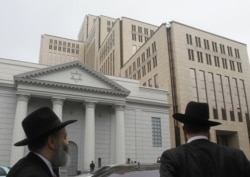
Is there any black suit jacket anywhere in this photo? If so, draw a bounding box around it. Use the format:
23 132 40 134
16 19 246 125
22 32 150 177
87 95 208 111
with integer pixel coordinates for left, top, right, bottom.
160 139 250 177
7 152 55 177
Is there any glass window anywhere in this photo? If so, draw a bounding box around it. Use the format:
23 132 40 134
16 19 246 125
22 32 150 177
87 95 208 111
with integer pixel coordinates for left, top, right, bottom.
152 117 162 147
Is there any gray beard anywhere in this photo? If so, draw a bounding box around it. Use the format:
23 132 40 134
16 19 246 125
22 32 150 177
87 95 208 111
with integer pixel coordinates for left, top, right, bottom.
51 142 70 167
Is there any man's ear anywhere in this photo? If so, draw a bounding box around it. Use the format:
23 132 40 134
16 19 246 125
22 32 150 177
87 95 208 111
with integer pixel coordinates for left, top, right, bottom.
47 135 57 150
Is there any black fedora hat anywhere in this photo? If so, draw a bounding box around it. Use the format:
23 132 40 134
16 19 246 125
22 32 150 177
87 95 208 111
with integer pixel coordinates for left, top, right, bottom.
173 101 221 126
15 107 77 146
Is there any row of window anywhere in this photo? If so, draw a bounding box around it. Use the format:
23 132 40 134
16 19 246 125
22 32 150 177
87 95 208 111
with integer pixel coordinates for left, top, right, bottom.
100 31 115 62
188 49 243 72
125 41 157 77
49 39 80 48
186 34 241 58
142 74 159 88
100 50 115 76
132 24 155 42
190 68 248 122
49 45 80 54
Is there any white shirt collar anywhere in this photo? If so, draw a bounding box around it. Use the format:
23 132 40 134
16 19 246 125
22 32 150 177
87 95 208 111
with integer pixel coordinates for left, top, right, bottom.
187 135 208 143
33 152 54 176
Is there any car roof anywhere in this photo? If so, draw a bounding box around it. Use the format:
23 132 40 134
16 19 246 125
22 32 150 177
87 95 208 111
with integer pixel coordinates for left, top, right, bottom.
92 163 160 177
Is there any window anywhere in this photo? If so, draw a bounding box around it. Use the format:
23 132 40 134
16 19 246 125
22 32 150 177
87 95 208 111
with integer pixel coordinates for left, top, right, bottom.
206 54 212 65
195 36 201 47
150 30 154 36
212 41 218 52
146 47 151 58
137 57 141 67
153 56 157 68
142 65 146 76
199 70 207 102
49 39 53 44
138 26 142 33
220 44 225 54
204 39 210 50
142 53 145 62
152 117 162 147
234 48 240 58
129 66 132 75
132 34 136 41
154 74 159 88
133 61 136 71
227 46 233 56
188 49 194 61
214 56 220 67
138 35 143 42
186 34 192 45
224 76 233 120
190 69 198 101
237 62 242 72
152 41 157 53
229 60 235 71
216 74 226 120
147 61 151 72
222 58 228 69
197 51 203 63
208 72 217 119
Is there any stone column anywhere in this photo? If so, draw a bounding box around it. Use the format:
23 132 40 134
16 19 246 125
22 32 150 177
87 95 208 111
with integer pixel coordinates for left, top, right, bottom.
83 102 96 170
115 105 126 164
10 94 29 166
52 98 64 120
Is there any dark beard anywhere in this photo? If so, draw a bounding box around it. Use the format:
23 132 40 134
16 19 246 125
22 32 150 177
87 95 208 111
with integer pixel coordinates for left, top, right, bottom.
51 142 69 167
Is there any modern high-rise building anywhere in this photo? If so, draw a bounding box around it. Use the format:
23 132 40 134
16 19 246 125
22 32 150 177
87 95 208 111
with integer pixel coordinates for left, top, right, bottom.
121 22 250 159
39 14 250 158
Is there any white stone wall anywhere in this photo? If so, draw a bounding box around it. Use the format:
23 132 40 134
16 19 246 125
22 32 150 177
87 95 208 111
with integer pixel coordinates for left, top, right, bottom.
125 103 170 164
0 86 16 166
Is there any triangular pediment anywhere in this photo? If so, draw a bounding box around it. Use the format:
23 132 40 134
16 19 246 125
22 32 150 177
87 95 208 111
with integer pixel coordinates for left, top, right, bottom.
14 60 130 96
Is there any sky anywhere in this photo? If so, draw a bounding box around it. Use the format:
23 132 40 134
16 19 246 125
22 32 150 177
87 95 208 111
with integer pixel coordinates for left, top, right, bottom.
0 0 249 63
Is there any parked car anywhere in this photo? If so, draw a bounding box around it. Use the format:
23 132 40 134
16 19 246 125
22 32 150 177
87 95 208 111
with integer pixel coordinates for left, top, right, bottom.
74 163 160 177
0 166 10 177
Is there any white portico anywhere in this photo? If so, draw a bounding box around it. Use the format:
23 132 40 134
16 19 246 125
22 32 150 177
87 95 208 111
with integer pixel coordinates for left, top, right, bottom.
10 60 130 170
0 58 170 175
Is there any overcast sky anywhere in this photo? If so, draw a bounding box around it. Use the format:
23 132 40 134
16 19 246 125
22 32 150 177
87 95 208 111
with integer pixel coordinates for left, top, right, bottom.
0 0 249 63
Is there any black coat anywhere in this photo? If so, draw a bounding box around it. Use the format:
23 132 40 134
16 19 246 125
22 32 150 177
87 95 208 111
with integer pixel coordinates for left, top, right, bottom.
160 139 250 177
7 152 55 177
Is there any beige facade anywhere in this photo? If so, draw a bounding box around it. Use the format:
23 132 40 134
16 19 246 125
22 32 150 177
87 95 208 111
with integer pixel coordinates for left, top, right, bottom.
121 21 250 158
39 14 250 159
39 34 85 65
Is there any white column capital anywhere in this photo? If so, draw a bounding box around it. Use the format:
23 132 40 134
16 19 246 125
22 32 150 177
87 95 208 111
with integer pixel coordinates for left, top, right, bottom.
84 101 96 109
16 94 30 102
115 104 125 111
52 97 64 105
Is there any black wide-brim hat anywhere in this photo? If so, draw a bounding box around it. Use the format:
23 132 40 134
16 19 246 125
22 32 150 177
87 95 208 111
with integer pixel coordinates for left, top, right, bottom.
173 101 221 126
15 107 77 146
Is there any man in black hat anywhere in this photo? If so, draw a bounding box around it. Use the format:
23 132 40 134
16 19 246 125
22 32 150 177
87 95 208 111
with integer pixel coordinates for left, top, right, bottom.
160 101 250 177
7 107 77 177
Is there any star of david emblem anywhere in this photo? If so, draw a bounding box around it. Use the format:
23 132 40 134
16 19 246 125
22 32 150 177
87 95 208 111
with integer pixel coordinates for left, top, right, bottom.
71 70 82 82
